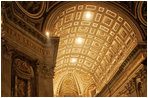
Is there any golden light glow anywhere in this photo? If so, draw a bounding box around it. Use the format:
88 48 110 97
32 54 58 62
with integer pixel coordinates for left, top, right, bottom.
71 58 77 63
86 12 91 19
1 16 3 24
46 32 49 37
76 37 83 44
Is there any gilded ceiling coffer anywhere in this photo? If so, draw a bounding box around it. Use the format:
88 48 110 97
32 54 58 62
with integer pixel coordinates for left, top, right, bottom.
1 1 146 97
43 2 143 97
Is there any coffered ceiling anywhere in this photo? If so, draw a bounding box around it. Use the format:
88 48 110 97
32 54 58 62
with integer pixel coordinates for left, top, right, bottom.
2 1 146 97
51 3 139 96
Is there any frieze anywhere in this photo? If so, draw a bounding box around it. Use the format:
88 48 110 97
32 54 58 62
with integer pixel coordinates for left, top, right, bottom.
4 25 53 56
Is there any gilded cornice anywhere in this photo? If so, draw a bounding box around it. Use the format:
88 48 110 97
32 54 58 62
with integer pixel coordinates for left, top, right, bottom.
3 24 55 57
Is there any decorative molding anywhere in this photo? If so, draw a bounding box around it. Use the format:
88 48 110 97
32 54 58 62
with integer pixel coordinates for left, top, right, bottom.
1 1 147 97
40 66 54 79
2 1 146 43
50 3 140 95
11 51 38 97
3 1 47 43
15 1 46 19
4 25 54 57
116 64 146 97
137 1 147 26
14 58 34 80
112 1 138 18
96 43 146 97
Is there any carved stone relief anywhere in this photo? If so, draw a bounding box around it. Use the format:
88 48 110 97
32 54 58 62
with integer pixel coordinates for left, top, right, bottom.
39 65 54 79
116 64 147 97
1 1 146 97
13 58 35 97
17 77 28 97
14 58 34 79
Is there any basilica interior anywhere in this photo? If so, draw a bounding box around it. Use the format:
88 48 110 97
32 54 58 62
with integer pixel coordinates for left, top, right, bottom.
1 1 147 97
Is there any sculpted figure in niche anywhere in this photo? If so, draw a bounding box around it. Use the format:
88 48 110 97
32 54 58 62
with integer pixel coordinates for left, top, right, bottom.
14 58 34 79
17 78 27 97
14 58 34 97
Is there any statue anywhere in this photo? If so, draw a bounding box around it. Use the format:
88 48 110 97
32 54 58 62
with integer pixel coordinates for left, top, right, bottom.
17 78 26 97
14 58 34 97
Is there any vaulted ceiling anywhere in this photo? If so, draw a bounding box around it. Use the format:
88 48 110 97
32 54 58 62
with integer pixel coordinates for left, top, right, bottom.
2 1 146 97
50 2 139 96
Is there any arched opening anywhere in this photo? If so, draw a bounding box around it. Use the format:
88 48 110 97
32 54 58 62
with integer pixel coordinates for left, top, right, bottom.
43 2 144 97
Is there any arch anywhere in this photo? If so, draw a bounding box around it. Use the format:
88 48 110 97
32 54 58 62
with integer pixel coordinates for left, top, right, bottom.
55 72 80 97
84 84 96 97
16 1 46 19
43 2 145 97
43 1 143 42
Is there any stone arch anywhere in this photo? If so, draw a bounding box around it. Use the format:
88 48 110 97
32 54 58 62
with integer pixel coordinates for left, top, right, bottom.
43 1 144 42
55 72 80 97
43 1 145 96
